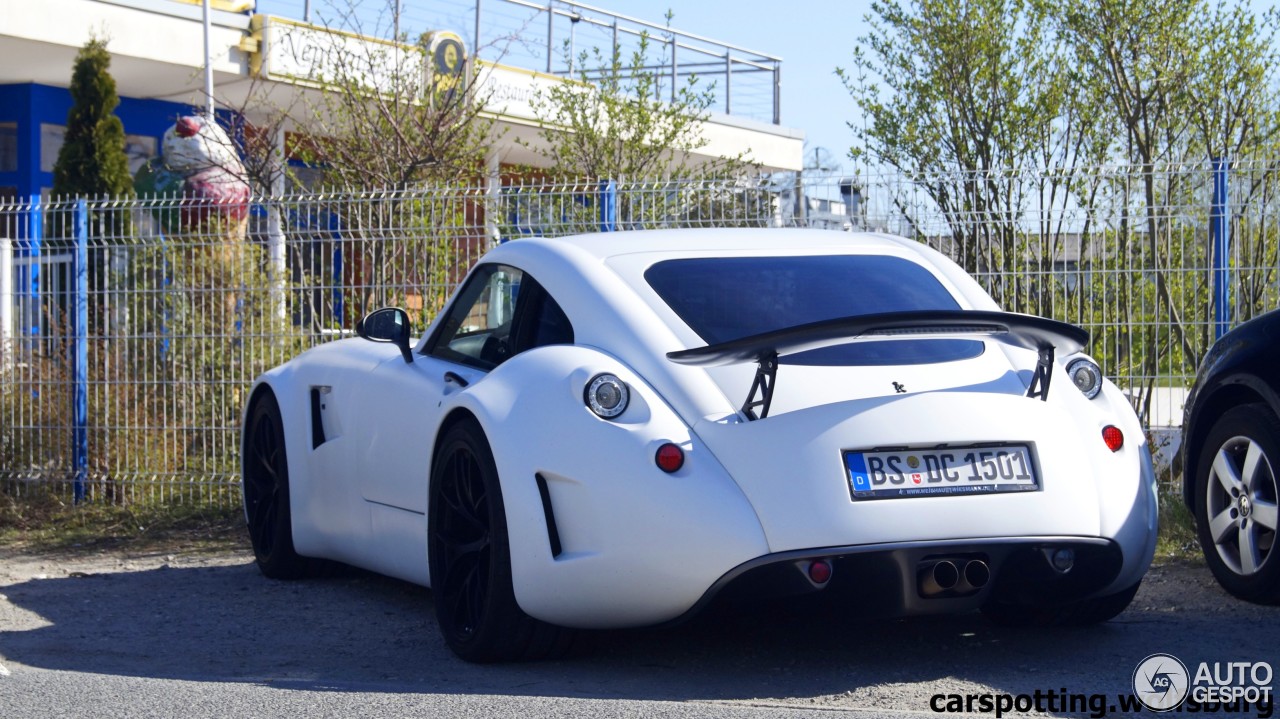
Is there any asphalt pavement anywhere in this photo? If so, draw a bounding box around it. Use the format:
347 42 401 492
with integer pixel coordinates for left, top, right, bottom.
0 547 1276 718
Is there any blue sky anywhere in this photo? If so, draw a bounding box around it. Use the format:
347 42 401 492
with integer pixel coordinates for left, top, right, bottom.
593 0 872 174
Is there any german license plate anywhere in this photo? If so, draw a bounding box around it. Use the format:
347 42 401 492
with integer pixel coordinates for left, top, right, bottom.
844 444 1039 500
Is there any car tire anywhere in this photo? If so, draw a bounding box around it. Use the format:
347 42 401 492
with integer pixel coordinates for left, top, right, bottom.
981 581 1140 627
1193 403 1280 604
428 418 574 663
242 391 312 580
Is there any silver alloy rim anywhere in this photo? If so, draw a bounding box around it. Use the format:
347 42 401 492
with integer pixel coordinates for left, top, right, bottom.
1206 435 1280 576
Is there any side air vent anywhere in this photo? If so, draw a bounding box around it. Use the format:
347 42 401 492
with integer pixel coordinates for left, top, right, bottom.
534 474 563 558
310 387 331 449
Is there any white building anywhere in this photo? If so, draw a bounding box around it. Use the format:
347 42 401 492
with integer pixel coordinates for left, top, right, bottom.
0 0 804 200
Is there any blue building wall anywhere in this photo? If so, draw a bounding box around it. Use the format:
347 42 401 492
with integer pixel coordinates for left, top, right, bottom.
0 83 200 199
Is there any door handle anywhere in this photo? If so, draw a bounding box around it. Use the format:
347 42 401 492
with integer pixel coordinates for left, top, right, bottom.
444 371 469 388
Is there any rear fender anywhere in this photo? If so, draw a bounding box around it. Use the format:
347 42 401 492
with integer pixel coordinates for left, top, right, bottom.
445 344 769 627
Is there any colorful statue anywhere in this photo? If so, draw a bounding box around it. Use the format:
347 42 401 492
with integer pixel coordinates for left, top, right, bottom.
134 115 254 334
135 115 251 230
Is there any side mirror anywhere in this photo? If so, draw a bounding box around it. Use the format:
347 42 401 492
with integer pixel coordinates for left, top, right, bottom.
356 307 414 364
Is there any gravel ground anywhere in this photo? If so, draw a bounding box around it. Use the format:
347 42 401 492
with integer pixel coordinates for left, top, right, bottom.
1 542 1277 718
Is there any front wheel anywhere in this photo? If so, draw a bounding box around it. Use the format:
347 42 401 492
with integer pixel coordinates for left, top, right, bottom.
428 418 572 662
241 391 311 579
1193 404 1280 604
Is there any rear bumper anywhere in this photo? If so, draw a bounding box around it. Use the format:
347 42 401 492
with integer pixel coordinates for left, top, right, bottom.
670 536 1126 623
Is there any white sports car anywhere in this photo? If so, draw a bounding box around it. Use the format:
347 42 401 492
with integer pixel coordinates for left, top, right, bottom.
241 228 1158 662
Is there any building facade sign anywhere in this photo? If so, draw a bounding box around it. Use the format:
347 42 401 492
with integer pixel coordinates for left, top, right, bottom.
253 16 422 95
474 63 580 124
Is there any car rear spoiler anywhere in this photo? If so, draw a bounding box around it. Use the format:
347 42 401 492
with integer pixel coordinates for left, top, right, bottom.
666 310 1090 420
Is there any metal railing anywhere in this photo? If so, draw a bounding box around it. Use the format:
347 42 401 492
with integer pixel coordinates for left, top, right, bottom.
485 0 783 124
3 164 1278 505
255 0 784 124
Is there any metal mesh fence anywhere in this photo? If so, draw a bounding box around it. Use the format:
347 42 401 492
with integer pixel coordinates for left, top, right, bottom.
2 164 1277 505
0 186 497 504
831 161 1280 432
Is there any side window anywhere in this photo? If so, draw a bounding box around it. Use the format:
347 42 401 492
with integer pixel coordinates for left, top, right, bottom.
428 264 574 370
510 284 574 353
429 265 523 369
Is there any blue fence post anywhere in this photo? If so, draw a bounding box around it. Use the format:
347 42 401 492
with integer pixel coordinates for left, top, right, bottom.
598 179 617 232
19 195 41 342
330 209 344 326
73 199 89 504
1211 157 1230 340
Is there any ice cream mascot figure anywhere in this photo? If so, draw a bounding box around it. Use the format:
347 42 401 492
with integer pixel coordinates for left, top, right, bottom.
134 115 253 334
136 115 251 230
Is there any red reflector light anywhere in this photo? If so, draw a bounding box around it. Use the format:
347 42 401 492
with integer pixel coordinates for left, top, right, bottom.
808 559 833 584
655 443 685 473
1102 425 1124 452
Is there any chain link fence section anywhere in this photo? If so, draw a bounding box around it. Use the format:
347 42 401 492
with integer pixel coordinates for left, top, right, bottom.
2 165 1277 504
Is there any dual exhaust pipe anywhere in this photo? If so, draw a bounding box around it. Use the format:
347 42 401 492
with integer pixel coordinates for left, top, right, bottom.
919 557 990 598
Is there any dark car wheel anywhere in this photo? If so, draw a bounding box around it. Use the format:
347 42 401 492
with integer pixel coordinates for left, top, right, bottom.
981 580 1140 627
428 418 573 663
1194 403 1280 604
242 391 311 579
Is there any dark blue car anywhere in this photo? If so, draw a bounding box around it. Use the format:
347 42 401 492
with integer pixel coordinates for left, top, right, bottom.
1182 310 1280 603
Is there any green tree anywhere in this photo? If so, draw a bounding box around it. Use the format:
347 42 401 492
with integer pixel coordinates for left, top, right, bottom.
842 0 1280 423
52 37 135 200
1056 0 1280 380
50 36 134 335
296 20 491 189
522 29 756 229
282 8 495 325
838 0 1098 296
527 31 742 180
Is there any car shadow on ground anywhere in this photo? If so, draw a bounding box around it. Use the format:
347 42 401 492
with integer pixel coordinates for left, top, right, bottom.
1 558 1277 708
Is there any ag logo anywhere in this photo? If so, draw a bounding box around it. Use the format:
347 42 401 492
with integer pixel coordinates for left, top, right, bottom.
1132 653 1190 711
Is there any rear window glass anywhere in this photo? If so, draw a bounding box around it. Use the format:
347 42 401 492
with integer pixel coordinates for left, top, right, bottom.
644 255 983 366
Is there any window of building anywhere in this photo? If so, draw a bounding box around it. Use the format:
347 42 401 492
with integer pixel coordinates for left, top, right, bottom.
0 123 16 173
39 124 155 176
40 124 64 173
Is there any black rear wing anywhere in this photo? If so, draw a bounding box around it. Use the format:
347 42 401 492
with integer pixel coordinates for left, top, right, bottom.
666 310 1090 420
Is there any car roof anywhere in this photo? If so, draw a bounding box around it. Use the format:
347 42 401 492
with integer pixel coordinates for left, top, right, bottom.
517 228 914 261
477 227 999 323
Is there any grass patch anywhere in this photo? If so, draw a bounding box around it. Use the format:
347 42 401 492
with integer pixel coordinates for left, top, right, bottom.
1155 480 1201 564
0 489 247 556
3 479 1203 566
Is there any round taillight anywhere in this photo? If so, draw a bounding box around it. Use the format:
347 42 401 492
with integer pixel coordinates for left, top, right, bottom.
1102 425 1124 452
655 443 685 473
585 374 629 419
1066 358 1103 399
808 559 833 584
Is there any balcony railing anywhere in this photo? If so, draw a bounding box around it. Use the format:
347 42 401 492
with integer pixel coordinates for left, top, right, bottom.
256 0 784 124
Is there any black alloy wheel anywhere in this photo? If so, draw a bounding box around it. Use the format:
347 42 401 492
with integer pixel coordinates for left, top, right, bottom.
433 432 493 646
428 418 572 662
242 391 309 579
